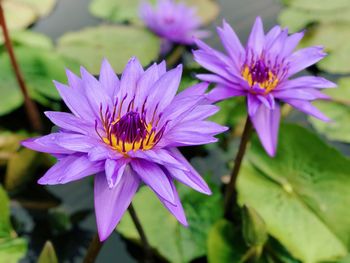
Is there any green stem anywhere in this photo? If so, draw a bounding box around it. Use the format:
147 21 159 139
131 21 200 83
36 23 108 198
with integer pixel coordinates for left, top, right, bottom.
224 116 253 219
83 234 104 263
0 3 43 132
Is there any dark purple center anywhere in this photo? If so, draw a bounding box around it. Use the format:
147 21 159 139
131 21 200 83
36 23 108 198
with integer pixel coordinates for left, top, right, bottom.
250 60 270 83
111 111 148 143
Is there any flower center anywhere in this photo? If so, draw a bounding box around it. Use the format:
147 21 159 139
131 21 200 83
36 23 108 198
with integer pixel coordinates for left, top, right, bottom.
95 96 166 154
242 60 279 94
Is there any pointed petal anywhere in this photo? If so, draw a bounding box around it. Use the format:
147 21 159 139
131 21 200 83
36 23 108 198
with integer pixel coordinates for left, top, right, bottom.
247 17 265 56
38 155 104 185
284 99 330 122
278 76 337 90
22 133 74 154
247 93 261 117
157 177 188 226
287 46 326 76
94 168 140 241
207 85 245 102
99 59 120 98
44 111 94 134
250 104 281 157
131 159 175 204
105 158 129 188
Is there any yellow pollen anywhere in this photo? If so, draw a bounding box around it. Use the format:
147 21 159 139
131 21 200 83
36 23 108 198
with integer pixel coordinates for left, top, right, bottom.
242 66 279 94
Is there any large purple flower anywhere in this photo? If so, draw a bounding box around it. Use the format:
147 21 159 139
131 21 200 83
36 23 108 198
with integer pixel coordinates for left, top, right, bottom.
22 58 227 241
192 17 336 157
140 0 208 47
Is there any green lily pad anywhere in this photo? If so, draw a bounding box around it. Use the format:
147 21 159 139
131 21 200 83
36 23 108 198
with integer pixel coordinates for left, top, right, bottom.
309 77 350 143
117 178 222 263
38 241 58 263
0 46 80 115
3 0 56 30
282 0 350 12
8 30 54 49
238 124 350 263
89 0 219 25
57 25 160 75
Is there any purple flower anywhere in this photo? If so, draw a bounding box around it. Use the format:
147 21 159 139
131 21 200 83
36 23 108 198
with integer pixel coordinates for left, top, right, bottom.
22 57 227 241
193 17 336 156
140 0 208 49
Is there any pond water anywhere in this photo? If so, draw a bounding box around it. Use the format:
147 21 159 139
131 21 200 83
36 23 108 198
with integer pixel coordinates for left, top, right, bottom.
25 0 282 262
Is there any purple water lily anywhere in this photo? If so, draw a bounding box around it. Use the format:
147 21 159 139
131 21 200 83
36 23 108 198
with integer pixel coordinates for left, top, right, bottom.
22 58 227 241
140 0 208 52
193 17 336 156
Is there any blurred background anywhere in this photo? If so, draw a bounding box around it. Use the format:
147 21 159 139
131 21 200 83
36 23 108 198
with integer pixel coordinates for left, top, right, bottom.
1 0 350 262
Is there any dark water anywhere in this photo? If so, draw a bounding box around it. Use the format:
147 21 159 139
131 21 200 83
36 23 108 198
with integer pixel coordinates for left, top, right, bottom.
28 0 281 262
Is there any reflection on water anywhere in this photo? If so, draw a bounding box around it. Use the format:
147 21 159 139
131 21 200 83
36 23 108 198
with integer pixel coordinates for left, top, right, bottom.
29 0 281 262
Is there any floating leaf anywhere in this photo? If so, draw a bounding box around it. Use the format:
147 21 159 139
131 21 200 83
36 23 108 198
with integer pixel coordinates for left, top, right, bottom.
0 46 80 115
5 30 54 49
238 124 350 262
38 241 58 263
89 0 219 25
57 25 160 75
118 178 222 263
309 77 350 143
3 0 56 30
281 0 350 12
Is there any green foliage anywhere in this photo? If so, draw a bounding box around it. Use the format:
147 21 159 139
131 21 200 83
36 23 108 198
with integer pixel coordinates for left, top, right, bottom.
207 219 246 263
37 241 58 263
3 0 56 30
242 206 267 248
309 77 350 143
117 177 223 263
238 124 350 263
0 186 27 262
89 0 219 25
57 25 160 75
278 0 350 74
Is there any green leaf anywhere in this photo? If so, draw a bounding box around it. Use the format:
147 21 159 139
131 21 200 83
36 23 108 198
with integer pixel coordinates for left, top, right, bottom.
57 25 160 75
0 186 12 238
89 0 219 25
9 30 54 49
37 241 58 263
207 219 246 263
3 0 56 30
117 178 223 263
238 124 350 263
282 0 350 12
0 237 27 263
5 148 40 191
242 206 267 247
309 77 350 143
0 46 79 114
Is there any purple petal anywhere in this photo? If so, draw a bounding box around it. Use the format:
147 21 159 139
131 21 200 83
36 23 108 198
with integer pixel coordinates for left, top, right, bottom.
287 46 326 76
207 85 245 102
131 159 176 204
182 105 220 122
157 177 188 226
250 104 281 157
56 133 100 152
217 20 245 69
284 99 330 122
105 158 129 188
273 89 318 101
94 168 140 241
99 59 120 98
88 146 122 162
247 17 265 56
247 93 261 117
38 155 104 185
22 134 74 154
44 111 94 134
278 76 337 90
167 148 211 195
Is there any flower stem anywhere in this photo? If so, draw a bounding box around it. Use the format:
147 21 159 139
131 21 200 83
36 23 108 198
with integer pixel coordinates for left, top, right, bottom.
0 3 43 132
83 234 104 263
224 116 253 219
128 203 154 262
